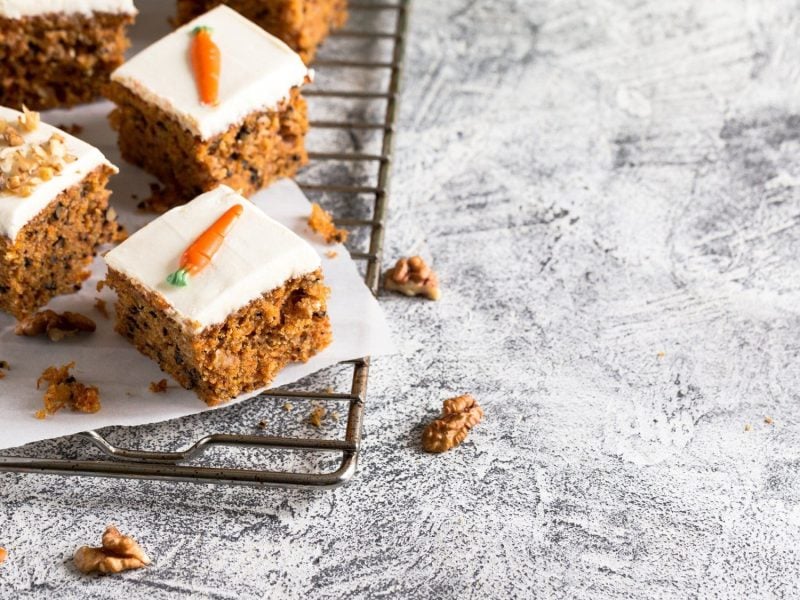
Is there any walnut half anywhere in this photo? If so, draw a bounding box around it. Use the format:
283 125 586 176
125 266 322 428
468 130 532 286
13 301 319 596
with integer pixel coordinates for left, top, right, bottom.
421 394 484 453
16 310 96 341
73 525 151 575
384 256 441 300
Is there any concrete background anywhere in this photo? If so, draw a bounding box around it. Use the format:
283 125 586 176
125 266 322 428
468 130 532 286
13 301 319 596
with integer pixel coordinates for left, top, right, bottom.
2 0 800 597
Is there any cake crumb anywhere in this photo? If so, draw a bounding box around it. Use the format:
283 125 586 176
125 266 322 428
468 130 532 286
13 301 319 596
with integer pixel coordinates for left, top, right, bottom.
385 256 441 300
282 402 294 412
35 362 101 419
57 123 84 136
74 525 151 575
764 416 774 425
325 250 338 259
744 423 752 432
331 411 340 422
308 203 348 244
0 547 6 565
257 420 268 430
0 360 8 379
148 379 168 393
138 182 184 214
656 351 665 359
94 298 109 319
15 310 96 341
308 405 327 427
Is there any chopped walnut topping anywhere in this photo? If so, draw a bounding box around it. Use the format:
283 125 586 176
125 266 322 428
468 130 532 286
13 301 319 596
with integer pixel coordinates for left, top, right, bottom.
308 203 348 244
765 416 774 425
744 423 752 432
18 105 40 132
74 525 151 575
308 405 327 427
385 256 441 300
257 420 268 430
325 250 338 259
421 394 483 453
149 379 168 393
0 109 77 197
0 360 8 380
35 362 101 419
15 310 96 341
282 401 294 412
0 547 6 565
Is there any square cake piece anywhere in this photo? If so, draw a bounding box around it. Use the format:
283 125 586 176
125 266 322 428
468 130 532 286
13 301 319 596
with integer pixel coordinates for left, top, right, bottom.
0 105 123 319
0 1 137 110
104 185 332 405
105 5 310 204
173 0 348 63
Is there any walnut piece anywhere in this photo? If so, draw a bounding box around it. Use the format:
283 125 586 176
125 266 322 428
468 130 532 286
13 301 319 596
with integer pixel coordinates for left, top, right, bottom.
385 256 441 300
16 310 96 341
35 362 101 419
308 203 348 244
149 379 168 393
308 405 327 427
421 394 483 453
74 525 151 575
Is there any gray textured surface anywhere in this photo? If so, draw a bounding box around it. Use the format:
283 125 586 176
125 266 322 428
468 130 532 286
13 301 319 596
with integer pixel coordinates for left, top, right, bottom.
2 0 800 598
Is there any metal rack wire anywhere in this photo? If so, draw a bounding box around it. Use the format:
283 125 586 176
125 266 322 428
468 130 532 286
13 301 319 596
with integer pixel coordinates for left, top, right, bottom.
0 0 409 489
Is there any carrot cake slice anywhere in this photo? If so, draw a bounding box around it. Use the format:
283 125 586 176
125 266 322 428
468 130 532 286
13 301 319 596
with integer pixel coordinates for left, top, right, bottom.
105 5 310 204
104 185 332 405
173 0 348 63
0 105 122 319
0 0 137 110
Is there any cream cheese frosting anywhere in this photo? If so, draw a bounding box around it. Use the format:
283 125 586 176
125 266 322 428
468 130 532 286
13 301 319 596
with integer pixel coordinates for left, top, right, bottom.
0 105 117 241
0 0 137 18
104 185 321 331
110 5 309 141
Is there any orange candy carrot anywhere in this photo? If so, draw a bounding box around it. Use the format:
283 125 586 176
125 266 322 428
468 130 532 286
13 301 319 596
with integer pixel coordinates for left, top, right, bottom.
190 26 220 106
167 204 243 287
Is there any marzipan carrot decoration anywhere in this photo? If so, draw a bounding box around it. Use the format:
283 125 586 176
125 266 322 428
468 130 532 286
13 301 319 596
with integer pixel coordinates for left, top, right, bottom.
167 204 243 287
190 26 220 106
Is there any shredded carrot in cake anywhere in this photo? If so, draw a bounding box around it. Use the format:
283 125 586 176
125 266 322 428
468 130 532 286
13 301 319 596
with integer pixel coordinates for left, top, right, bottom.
190 26 220 106
167 204 243 286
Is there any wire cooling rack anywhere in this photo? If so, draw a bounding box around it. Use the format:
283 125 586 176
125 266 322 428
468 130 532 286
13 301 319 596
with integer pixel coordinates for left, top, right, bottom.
0 0 409 489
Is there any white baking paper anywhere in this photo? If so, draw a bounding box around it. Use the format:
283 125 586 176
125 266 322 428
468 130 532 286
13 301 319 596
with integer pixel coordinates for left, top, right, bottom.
0 175 394 451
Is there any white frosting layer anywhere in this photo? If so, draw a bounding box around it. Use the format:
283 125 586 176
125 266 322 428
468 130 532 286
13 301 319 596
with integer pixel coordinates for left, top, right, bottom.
0 0 137 18
104 185 321 331
111 5 308 141
0 105 117 240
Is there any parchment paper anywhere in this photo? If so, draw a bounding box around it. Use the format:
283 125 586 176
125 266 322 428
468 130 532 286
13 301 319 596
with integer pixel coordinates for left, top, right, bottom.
0 173 393 451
